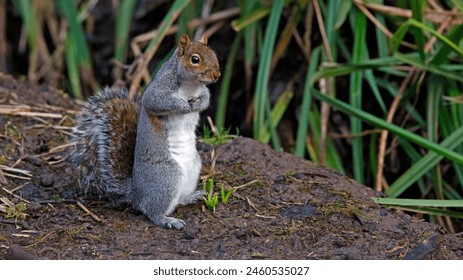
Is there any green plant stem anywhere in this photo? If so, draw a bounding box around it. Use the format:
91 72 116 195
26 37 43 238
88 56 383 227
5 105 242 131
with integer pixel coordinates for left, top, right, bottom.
253 0 284 140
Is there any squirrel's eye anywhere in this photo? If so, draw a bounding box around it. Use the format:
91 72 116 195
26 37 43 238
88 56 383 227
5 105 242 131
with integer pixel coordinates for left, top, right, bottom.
191 55 200 65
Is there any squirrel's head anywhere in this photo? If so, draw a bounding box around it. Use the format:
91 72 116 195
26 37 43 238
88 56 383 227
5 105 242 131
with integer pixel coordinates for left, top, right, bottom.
177 34 220 85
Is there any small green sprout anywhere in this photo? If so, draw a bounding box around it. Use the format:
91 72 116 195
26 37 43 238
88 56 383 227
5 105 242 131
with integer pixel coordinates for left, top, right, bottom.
201 125 235 145
203 178 219 212
5 202 27 220
202 178 234 212
220 185 234 204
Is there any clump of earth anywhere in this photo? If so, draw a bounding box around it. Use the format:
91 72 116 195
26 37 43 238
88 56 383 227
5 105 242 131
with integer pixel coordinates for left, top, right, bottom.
0 73 462 259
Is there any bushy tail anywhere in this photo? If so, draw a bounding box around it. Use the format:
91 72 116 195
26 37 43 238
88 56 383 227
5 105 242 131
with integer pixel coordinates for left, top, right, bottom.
70 87 141 201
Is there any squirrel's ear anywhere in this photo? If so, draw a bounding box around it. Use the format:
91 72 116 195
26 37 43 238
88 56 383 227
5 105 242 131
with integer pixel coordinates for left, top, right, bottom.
199 34 208 45
178 34 190 56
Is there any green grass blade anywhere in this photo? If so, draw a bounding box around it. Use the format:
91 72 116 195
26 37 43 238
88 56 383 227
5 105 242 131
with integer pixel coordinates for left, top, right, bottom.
427 76 444 199
146 0 191 52
374 196 463 219
334 0 352 29
448 0 463 12
393 18 463 57
306 108 344 172
265 97 282 150
311 89 463 165
11 0 37 48
386 125 463 198
375 77 425 127
253 0 284 140
445 86 463 191
431 24 463 65
396 138 427 194
389 22 409 54
215 32 242 130
56 0 96 97
401 207 463 219
232 4 269 32
348 8 367 183
237 0 260 95
410 0 425 61
64 35 82 99
373 197 463 208
310 55 403 84
394 52 463 82
295 47 321 157
259 90 294 144
368 133 378 184
114 1 137 80
232 0 290 32
374 0 388 58
364 69 386 113
56 0 92 68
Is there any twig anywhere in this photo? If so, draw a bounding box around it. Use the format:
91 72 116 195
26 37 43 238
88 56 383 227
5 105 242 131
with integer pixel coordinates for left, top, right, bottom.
280 201 305 206
313 0 333 165
2 173 31 181
312 0 333 62
329 128 382 139
255 214 276 219
354 0 415 49
0 169 7 184
195 0 214 40
39 143 74 157
0 195 14 206
354 0 392 38
246 196 259 212
234 179 259 190
26 124 74 131
2 111 63 119
303 0 314 61
292 28 309 61
424 7 458 52
37 199 76 204
375 71 416 192
203 21 225 39
0 218 30 230
76 201 103 222
0 165 32 177
355 0 463 24
12 233 30 238
206 116 219 136
9 183 27 193
25 230 56 248
2 187 31 204
130 7 239 51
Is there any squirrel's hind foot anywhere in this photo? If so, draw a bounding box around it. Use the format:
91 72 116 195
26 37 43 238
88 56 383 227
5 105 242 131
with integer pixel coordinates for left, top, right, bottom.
152 216 186 230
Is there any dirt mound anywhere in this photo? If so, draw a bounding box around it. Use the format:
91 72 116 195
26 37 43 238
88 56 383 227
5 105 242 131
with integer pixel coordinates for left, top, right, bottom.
0 73 462 259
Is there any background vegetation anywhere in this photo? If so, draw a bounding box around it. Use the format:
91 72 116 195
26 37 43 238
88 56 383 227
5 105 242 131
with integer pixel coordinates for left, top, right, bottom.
2 0 463 232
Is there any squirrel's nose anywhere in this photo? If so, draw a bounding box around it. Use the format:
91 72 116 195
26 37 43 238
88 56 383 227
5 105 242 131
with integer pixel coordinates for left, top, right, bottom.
213 70 221 81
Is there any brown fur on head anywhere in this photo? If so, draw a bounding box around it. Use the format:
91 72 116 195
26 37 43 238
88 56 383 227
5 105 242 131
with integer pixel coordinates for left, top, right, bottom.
177 34 221 84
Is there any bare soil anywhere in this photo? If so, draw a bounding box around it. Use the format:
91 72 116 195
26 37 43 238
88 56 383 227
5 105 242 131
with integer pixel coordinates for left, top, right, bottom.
1 73 462 260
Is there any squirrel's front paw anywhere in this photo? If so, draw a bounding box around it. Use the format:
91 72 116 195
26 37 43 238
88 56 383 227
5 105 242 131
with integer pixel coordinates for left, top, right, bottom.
188 95 208 112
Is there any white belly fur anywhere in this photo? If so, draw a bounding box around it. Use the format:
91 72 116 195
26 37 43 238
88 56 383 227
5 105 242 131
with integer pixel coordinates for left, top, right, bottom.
165 84 203 214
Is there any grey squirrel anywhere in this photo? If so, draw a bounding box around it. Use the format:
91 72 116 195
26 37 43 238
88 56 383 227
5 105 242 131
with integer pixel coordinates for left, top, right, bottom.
71 34 220 230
